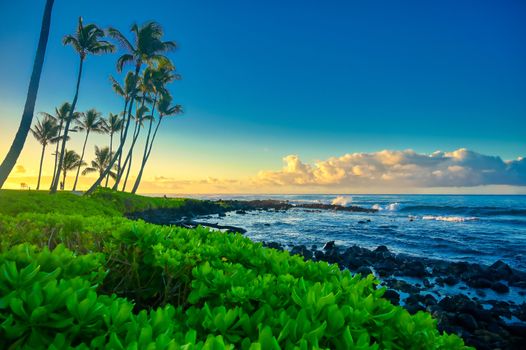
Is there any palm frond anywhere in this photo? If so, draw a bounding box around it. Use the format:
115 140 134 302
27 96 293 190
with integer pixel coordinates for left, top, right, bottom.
90 41 116 55
62 35 82 52
116 54 135 72
107 27 134 52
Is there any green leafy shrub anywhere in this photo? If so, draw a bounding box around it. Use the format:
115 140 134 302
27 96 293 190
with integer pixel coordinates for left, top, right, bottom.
0 211 473 349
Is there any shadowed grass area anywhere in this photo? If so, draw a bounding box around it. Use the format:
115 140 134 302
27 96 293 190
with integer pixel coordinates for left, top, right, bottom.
0 188 187 216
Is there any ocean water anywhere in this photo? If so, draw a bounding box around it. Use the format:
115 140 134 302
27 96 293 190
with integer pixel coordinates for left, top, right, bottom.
179 194 526 271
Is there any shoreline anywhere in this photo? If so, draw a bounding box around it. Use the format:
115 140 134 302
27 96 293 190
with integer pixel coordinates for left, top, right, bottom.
130 201 526 350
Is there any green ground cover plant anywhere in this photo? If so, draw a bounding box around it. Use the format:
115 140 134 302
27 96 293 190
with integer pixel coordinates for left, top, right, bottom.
0 190 472 349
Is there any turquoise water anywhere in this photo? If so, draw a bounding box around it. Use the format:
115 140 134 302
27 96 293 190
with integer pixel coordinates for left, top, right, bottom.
185 194 526 271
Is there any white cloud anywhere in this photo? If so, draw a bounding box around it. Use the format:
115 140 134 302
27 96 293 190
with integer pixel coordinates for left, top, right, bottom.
255 148 526 188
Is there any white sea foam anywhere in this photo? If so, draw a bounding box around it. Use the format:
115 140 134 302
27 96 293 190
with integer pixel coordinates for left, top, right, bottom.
331 196 352 206
372 203 400 211
422 215 478 222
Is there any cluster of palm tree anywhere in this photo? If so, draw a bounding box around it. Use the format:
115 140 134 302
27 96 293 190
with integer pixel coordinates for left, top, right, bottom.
25 16 182 194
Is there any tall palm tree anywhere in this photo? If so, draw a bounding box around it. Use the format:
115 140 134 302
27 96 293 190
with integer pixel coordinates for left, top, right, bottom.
112 75 150 190
86 21 176 195
82 146 117 180
109 72 137 175
51 17 115 193
130 63 179 193
30 116 59 190
72 109 105 191
102 112 123 186
60 150 85 190
0 0 55 189
132 93 182 193
39 102 77 186
119 103 151 191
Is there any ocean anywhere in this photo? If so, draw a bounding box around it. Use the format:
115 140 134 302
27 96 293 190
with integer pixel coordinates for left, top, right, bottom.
179 194 526 271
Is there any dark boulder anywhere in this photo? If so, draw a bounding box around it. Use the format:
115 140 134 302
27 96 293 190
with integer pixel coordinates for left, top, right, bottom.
467 276 493 289
402 260 427 277
314 250 325 261
490 282 509 294
489 260 513 279
383 289 400 305
323 241 336 250
355 266 373 276
443 275 459 286
290 245 312 259
263 241 283 250
374 245 390 253
456 313 478 332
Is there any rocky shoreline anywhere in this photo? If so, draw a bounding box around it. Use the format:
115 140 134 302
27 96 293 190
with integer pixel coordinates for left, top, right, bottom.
264 241 526 350
127 198 376 232
130 201 526 349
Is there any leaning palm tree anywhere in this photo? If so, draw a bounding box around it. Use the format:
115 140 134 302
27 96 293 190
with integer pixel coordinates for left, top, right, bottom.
101 112 123 186
112 74 151 190
109 72 138 175
119 103 151 191
0 0 55 189
132 93 182 193
60 150 85 190
51 17 115 193
86 21 176 195
82 146 117 181
72 109 105 191
30 116 59 190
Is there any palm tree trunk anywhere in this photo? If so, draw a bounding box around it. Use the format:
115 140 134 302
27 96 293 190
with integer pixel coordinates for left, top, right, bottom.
51 56 84 193
84 64 142 196
86 98 135 195
116 99 129 175
111 99 136 190
62 169 67 190
131 116 163 194
0 0 55 189
131 96 158 193
121 121 142 191
36 144 46 190
50 120 63 188
72 130 89 191
113 94 145 190
105 131 113 187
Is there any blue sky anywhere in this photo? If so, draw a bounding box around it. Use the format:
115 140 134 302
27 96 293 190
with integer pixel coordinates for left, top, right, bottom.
0 0 525 192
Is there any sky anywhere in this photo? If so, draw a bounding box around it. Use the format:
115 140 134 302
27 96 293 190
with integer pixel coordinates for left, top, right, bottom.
0 0 525 194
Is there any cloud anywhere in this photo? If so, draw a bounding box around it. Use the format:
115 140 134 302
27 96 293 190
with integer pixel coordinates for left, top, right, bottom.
15 165 26 174
256 148 526 188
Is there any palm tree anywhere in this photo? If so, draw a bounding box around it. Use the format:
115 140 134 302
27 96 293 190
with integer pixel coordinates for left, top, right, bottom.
39 102 77 186
132 93 182 193
72 109 105 191
101 112 123 186
0 0 55 189
51 17 115 193
119 103 151 191
86 21 176 195
109 72 138 175
82 146 117 180
60 150 85 190
112 74 150 190
30 116 59 190
130 63 179 193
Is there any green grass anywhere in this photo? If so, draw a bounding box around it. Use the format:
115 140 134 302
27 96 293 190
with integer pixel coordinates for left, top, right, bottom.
0 189 473 349
0 188 187 217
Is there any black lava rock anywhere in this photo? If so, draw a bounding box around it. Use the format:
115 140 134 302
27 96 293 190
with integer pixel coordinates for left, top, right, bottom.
491 282 509 294
323 241 335 250
383 289 400 305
